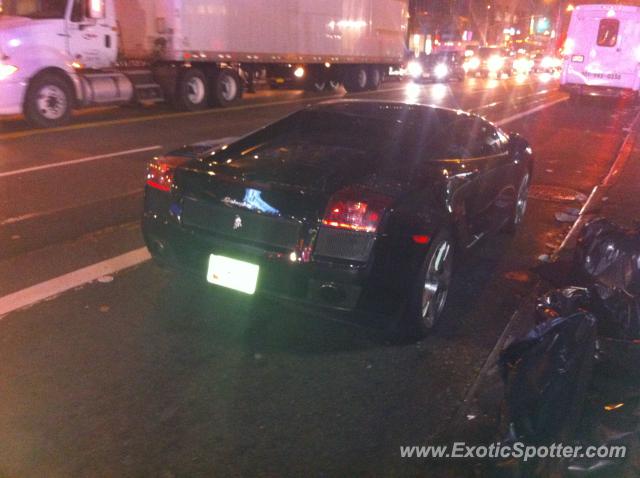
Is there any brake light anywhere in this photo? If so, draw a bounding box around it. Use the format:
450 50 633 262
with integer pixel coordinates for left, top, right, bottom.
322 187 393 233
146 156 189 192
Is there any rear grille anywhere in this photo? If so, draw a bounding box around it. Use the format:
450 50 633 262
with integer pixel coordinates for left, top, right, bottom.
314 227 376 262
182 197 301 249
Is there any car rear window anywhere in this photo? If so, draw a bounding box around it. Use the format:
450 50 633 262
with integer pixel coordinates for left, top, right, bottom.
597 18 619 47
206 108 453 182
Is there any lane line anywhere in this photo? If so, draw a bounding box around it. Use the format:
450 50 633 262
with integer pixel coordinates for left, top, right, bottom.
0 86 410 142
494 96 568 126
0 145 162 178
0 248 150 319
0 94 565 317
1 189 144 226
0 78 545 142
1 87 557 178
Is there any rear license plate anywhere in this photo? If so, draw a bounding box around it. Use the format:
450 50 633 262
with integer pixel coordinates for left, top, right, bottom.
275 78 285 84
206 255 259 294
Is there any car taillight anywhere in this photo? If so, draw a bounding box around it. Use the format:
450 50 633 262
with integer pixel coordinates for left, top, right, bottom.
322 187 393 233
146 156 189 192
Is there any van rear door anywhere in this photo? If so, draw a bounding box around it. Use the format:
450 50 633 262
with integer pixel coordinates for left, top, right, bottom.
564 8 640 91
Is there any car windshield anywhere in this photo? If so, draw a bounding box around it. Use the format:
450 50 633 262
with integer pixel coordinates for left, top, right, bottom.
424 53 453 64
1 0 68 18
203 107 453 184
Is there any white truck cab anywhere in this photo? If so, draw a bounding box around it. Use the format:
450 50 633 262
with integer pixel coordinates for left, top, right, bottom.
560 4 640 100
1 0 408 128
0 0 130 126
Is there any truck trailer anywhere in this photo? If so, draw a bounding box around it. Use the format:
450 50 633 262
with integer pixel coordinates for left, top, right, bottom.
0 0 409 127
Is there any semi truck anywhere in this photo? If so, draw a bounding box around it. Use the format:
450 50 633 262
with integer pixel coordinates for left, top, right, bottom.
0 0 409 127
560 4 640 99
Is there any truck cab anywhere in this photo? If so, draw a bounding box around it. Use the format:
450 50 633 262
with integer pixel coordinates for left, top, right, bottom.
0 0 125 126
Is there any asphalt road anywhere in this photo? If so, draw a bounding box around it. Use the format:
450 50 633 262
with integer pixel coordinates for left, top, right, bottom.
1 76 638 477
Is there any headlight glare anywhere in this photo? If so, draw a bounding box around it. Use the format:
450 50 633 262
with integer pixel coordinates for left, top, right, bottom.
0 63 18 80
407 61 423 78
434 63 448 78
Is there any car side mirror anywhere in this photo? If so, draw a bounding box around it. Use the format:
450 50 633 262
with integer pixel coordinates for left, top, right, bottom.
508 132 528 153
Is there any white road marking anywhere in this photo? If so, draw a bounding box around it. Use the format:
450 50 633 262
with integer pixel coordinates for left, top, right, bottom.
0 95 566 318
0 248 150 318
0 138 236 226
495 96 567 126
0 145 162 178
0 189 144 226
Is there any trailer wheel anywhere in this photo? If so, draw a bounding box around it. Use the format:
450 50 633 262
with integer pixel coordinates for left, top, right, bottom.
305 79 326 92
343 65 368 93
175 68 208 111
209 69 242 107
366 66 382 90
24 72 73 128
325 80 341 92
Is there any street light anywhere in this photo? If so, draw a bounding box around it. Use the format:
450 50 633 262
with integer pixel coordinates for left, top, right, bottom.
566 4 575 12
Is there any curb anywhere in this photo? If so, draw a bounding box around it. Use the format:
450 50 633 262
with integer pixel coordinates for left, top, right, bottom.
450 103 640 434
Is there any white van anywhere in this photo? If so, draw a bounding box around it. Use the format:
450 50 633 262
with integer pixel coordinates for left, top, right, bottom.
560 4 640 99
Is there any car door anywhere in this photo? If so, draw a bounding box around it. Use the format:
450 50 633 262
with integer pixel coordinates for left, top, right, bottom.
447 117 515 240
66 0 116 69
435 117 494 245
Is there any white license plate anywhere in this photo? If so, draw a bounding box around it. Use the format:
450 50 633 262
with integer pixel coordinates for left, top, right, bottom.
206 255 259 294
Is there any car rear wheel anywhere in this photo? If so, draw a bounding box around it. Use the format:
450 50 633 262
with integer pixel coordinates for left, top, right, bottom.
402 232 454 338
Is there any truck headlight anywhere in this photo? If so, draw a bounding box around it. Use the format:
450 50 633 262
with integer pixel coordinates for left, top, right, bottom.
0 63 18 80
407 61 423 78
434 63 448 79
487 55 504 72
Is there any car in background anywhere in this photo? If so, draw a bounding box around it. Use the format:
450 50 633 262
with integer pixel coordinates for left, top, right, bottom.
465 47 514 78
142 100 533 338
531 53 562 74
406 51 466 83
513 53 534 75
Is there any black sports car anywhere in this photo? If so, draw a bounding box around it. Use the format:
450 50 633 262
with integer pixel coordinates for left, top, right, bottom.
142 100 533 337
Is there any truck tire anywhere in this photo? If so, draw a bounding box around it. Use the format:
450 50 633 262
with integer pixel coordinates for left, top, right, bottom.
343 65 368 93
24 72 73 128
304 77 326 92
366 66 382 90
175 68 208 111
325 80 341 92
209 69 242 107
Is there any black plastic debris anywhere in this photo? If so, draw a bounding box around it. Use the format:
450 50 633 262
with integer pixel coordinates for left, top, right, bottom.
500 307 597 444
573 218 640 345
575 218 640 296
535 287 591 321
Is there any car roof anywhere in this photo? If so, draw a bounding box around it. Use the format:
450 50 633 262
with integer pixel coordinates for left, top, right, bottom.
308 100 473 125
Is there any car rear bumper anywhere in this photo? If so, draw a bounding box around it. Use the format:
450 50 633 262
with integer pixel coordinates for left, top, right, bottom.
142 212 413 319
560 83 638 98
